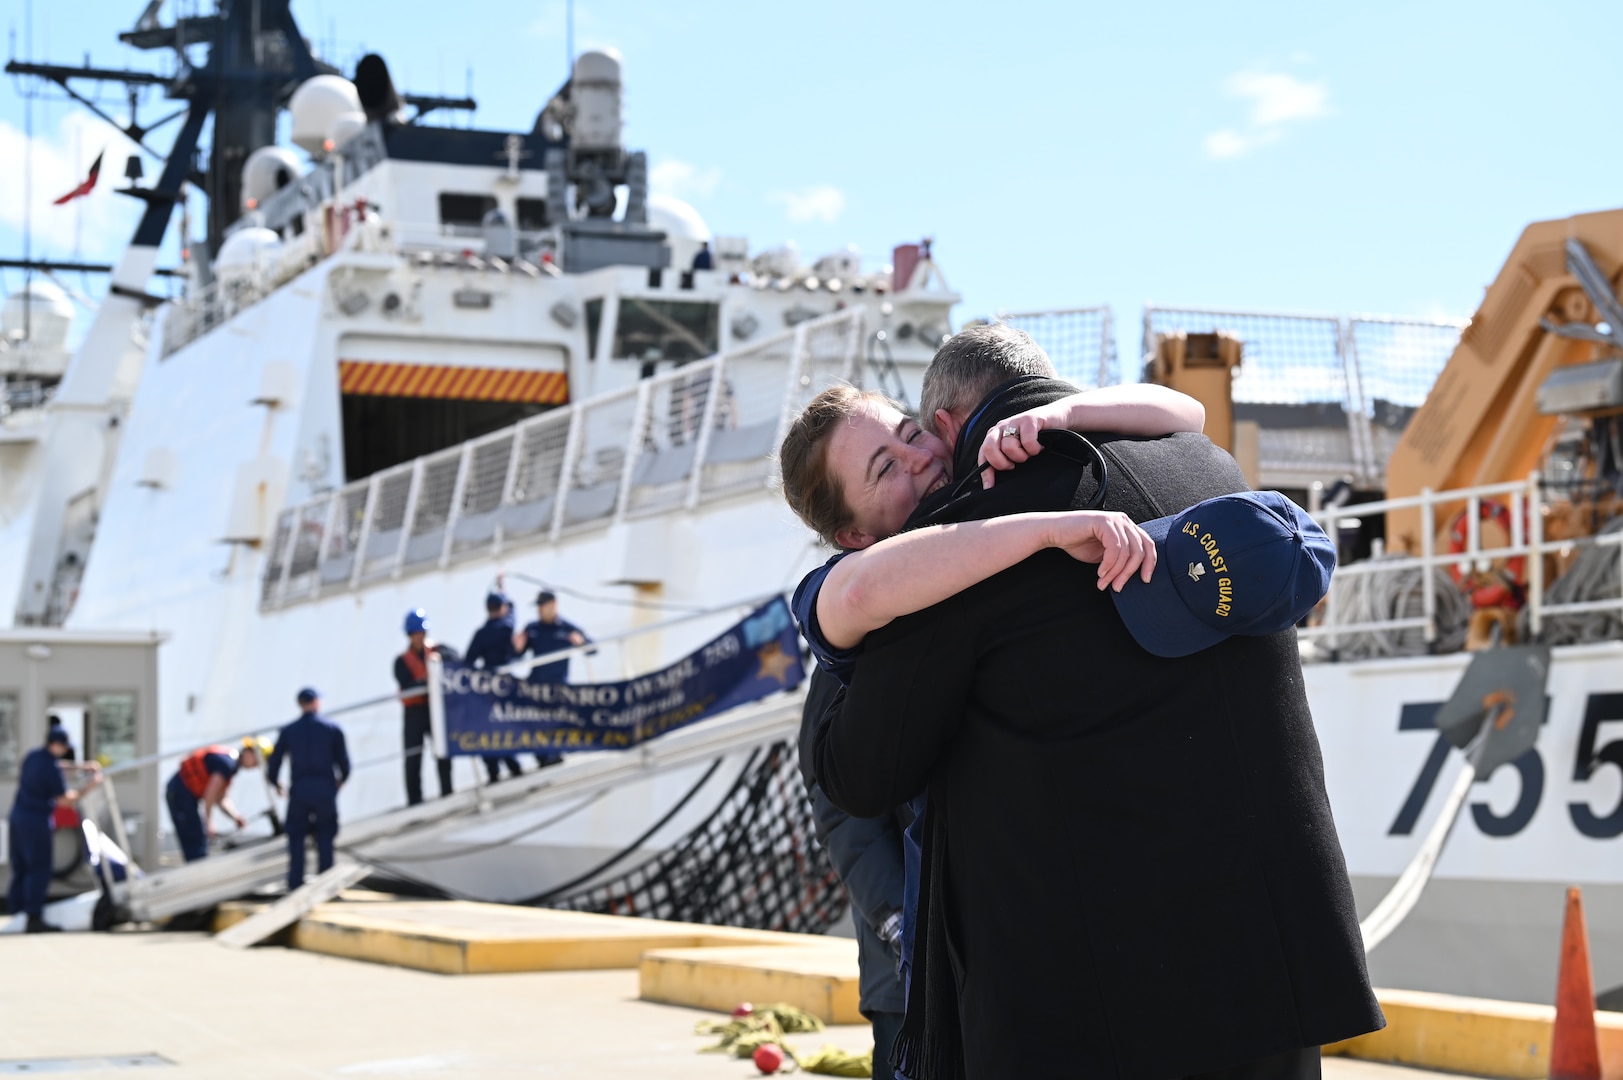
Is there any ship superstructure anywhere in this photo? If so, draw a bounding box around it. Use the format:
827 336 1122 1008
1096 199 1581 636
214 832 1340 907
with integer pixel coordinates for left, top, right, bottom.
3 0 1623 1008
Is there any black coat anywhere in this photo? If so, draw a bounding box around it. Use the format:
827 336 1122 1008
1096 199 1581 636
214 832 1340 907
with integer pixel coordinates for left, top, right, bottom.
800 669 908 1018
813 378 1381 1079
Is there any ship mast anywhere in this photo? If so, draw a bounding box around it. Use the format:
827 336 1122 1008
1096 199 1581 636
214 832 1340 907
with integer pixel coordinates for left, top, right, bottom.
4 0 328 625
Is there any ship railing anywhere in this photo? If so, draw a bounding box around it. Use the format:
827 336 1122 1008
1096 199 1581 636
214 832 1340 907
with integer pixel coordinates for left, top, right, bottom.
159 232 323 357
1141 306 1467 487
1303 475 1623 658
261 308 866 609
1 379 53 413
92 592 804 912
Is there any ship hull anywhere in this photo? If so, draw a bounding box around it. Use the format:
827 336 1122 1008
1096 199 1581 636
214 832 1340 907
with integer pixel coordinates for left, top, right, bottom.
1308 644 1623 1003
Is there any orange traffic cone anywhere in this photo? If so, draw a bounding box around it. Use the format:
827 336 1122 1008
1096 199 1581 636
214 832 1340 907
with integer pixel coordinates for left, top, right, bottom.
1550 885 1601 1080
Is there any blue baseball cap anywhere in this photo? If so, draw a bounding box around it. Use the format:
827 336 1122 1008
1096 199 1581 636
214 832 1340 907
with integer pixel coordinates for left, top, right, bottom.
1110 490 1335 658
296 687 320 704
404 609 429 635
485 591 510 611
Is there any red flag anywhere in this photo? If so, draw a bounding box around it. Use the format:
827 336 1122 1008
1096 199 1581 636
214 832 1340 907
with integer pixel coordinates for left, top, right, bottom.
53 150 104 205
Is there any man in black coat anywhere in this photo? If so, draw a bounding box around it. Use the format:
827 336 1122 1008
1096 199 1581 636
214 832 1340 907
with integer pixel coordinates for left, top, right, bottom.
812 325 1381 1079
799 668 909 1079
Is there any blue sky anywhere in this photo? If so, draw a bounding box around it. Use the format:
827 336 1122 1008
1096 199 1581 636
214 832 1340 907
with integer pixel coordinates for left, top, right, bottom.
4 0 1622 346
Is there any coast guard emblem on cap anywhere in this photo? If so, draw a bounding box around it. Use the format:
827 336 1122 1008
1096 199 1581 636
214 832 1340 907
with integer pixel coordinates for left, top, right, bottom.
1111 490 1337 659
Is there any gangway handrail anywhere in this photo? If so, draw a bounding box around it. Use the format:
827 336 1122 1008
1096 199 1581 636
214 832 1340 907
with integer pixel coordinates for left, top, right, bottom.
100 591 785 779
124 687 808 922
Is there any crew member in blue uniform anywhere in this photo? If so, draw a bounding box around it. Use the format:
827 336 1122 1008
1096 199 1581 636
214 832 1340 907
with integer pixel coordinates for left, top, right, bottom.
516 590 592 768
465 592 523 782
8 728 99 932
690 241 713 271
165 738 266 861
267 688 351 891
396 608 456 805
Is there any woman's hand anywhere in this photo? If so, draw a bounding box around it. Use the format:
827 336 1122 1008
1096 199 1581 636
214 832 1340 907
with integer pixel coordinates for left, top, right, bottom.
1045 511 1158 592
977 402 1071 488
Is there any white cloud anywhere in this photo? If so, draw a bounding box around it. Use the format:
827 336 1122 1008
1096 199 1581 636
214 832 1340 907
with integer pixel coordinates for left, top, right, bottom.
1204 128 1280 159
649 158 721 201
1204 70 1329 159
0 111 144 260
769 186 846 224
1230 71 1329 127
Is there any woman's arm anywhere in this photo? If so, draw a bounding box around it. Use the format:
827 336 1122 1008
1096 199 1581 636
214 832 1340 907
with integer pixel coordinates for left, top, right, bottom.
979 384 1205 485
816 510 1155 650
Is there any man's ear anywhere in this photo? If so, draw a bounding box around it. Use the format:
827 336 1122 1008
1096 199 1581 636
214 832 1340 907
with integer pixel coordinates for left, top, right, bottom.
933 408 961 450
833 526 878 551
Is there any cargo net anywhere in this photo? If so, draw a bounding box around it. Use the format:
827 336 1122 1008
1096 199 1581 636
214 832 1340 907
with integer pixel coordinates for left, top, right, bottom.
1001 307 1117 389
529 741 848 934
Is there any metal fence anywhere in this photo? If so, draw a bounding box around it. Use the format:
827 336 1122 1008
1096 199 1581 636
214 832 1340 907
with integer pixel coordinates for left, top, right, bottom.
262 309 864 608
1001 306 1117 389
1141 307 1465 486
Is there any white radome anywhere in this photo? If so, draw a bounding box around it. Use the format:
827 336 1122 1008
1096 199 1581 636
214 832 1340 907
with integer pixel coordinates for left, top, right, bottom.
649 195 711 273
328 111 369 153
289 75 363 155
240 145 303 210
214 227 283 280
0 278 74 351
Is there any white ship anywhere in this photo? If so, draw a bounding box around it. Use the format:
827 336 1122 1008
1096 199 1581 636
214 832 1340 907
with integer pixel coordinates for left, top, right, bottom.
3 0 1621 1008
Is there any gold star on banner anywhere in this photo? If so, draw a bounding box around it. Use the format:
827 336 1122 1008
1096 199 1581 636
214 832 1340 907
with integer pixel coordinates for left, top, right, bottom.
755 642 795 684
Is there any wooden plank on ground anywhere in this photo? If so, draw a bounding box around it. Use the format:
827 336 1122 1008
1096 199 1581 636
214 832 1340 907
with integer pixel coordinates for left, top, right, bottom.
214 860 369 949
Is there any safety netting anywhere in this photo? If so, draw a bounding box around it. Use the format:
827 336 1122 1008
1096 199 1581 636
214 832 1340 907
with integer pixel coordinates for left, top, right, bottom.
1001 307 1118 389
1139 306 1464 483
526 741 848 934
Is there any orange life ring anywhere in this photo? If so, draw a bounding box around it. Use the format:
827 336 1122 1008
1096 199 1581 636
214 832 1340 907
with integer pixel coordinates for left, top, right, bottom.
1446 501 1527 605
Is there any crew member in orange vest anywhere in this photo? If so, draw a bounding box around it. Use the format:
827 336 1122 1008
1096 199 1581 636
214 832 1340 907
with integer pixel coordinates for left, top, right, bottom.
395 609 457 806
164 738 266 862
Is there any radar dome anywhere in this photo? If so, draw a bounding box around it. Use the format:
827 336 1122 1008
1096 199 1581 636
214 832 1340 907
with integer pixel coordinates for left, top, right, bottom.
649 195 711 273
289 75 363 155
241 146 302 210
1 278 73 352
649 195 711 241
328 111 368 153
216 227 283 279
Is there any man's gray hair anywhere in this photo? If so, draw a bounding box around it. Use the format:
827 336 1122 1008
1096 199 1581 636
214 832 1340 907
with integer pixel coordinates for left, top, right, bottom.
918 323 1057 434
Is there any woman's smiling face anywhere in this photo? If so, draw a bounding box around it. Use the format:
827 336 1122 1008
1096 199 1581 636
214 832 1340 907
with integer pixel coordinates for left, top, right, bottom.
824 398 952 550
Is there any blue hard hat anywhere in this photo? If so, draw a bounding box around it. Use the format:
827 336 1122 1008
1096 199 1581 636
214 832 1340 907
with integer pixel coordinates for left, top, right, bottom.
404 609 429 635
296 687 320 704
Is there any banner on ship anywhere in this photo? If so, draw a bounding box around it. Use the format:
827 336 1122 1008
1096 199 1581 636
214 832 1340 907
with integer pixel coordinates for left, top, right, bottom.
428 598 803 756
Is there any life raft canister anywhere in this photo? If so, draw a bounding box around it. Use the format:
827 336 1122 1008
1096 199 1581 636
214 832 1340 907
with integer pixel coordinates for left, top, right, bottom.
1446 500 1528 608
177 745 232 798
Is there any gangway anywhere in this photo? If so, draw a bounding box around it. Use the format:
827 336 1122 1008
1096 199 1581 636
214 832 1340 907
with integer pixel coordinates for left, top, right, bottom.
125 689 805 923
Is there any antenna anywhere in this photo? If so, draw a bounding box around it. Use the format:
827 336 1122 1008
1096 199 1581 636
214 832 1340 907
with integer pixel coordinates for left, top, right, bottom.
566 0 574 74
23 0 33 343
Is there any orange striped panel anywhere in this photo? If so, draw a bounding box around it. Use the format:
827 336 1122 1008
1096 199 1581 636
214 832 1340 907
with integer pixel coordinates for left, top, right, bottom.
339 361 569 404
